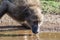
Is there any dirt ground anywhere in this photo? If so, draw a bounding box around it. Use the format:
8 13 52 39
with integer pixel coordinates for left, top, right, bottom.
41 14 60 32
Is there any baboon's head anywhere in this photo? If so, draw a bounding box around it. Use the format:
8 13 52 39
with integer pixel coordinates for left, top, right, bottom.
31 19 43 34
26 11 43 34
27 7 43 34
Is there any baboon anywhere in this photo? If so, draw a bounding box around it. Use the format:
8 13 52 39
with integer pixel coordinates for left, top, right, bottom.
0 0 43 34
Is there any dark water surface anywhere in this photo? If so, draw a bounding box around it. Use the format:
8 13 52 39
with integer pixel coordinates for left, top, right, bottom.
0 30 60 40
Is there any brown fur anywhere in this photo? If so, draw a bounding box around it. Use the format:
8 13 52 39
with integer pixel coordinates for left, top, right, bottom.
8 0 44 33
0 0 43 34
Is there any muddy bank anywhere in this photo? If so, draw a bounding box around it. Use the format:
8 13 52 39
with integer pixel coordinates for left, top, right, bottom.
0 14 60 32
41 14 60 32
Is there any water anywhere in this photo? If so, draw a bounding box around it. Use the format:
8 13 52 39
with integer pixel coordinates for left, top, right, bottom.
0 30 60 40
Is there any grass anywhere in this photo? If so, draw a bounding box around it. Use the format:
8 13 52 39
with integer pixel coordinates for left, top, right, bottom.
41 1 60 15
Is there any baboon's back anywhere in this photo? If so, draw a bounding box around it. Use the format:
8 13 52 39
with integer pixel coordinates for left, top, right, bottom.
10 0 40 6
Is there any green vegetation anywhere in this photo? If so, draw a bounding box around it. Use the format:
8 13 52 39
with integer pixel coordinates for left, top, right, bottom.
41 0 60 2
41 1 60 14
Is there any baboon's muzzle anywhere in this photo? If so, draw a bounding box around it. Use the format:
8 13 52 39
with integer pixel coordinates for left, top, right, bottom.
32 25 38 34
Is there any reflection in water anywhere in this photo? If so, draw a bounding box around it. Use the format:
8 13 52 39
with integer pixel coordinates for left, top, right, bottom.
24 36 28 40
0 26 41 40
0 30 60 40
23 31 40 40
24 31 28 40
31 34 40 40
24 34 40 40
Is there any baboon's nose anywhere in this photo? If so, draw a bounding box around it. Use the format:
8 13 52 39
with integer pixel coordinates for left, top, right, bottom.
32 25 38 34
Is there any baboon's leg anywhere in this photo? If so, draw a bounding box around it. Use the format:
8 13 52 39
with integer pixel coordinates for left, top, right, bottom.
0 1 8 18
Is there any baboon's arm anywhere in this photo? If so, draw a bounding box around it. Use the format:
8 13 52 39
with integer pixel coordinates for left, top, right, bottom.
0 1 8 18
